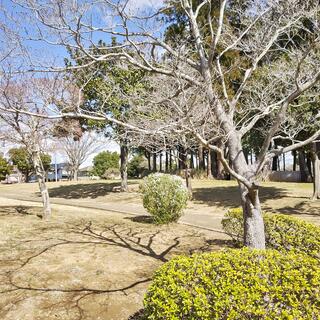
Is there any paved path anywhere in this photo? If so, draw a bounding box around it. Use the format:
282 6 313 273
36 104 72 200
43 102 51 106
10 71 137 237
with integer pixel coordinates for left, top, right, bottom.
0 192 226 234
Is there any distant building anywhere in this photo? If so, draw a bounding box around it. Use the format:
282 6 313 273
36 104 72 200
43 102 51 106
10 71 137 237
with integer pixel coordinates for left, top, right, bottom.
47 163 71 181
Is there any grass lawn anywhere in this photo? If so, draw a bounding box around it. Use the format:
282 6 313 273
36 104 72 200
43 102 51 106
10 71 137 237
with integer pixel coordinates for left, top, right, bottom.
0 179 319 319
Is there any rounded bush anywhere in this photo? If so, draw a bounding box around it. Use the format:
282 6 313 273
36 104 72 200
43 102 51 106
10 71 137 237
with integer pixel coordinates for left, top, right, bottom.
222 208 320 259
144 248 320 319
139 173 189 224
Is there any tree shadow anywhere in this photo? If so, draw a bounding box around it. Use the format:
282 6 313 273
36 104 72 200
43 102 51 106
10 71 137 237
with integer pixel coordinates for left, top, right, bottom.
192 185 288 208
1 216 226 319
264 200 320 217
0 205 42 217
125 215 153 224
46 182 128 199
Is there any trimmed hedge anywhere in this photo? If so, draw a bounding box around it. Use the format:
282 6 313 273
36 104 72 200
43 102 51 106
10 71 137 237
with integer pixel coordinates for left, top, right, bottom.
139 173 189 224
144 248 320 319
222 208 320 259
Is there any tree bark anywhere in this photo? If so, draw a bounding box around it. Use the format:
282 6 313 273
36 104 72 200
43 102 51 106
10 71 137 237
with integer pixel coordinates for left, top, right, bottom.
198 144 205 171
31 149 51 220
312 141 320 200
159 152 163 172
299 150 308 182
120 144 128 192
239 183 265 249
152 153 157 172
165 150 169 172
292 150 297 171
206 149 213 178
227 134 266 249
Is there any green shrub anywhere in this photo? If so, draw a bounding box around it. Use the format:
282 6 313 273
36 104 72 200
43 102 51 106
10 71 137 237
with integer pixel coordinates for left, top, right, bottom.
222 208 320 259
139 173 189 224
144 248 320 319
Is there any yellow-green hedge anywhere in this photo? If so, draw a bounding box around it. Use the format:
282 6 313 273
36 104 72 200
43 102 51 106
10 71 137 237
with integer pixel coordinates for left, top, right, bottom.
143 248 320 319
221 209 320 259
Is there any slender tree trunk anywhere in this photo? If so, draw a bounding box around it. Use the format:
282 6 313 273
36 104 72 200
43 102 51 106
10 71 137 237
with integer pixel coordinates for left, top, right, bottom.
283 153 286 171
146 151 151 171
165 150 169 172
190 150 194 169
31 149 51 220
312 141 320 200
159 152 163 172
292 150 297 171
184 159 192 198
169 149 172 171
120 144 128 192
306 154 313 180
198 144 205 171
299 150 308 182
206 149 213 178
153 153 157 172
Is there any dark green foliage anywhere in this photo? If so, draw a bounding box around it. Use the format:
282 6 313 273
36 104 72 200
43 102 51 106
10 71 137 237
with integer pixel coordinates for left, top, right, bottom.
0 155 11 180
144 248 320 319
128 154 146 178
9 147 51 179
139 173 189 224
222 208 320 259
92 151 119 178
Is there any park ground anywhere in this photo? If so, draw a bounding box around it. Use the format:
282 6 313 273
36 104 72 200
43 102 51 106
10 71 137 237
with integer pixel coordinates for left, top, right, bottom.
0 179 319 319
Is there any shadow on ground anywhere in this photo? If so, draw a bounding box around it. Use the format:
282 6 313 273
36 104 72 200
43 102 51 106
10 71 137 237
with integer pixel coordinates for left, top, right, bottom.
192 185 288 208
0 206 228 320
46 182 133 199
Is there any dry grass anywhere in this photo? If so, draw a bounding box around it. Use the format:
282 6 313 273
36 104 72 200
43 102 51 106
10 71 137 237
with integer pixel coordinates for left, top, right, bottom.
0 198 229 320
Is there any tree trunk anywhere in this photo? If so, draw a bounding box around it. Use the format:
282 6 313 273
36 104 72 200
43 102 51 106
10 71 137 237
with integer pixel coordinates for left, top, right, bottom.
190 150 194 169
306 154 313 180
120 144 128 192
292 150 297 171
282 153 286 171
239 183 265 249
299 150 308 182
73 167 79 181
146 151 151 171
227 134 266 249
312 141 320 200
184 159 192 198
152 153 157 172
206 149 213 178
159 152 163 172
198 144 205 171
165 150 169 172
31 149 51 220
169 150 172 171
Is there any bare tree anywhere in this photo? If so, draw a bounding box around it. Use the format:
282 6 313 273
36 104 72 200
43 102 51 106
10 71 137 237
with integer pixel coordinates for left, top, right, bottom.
3 0 320 247
0 75 54 219
59 132 103 181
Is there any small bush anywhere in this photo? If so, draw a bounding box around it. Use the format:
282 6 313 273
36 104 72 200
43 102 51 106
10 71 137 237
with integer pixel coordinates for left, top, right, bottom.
139 173 189 224
102 167 120 179
222 208 320 259
144 248 320 319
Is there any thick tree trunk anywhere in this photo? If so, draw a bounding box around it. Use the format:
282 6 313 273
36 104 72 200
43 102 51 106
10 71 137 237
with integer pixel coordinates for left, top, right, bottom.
73 167 79 181
228 134 266 249
120 144 128 192
31 149 51 220
239 184 265 249
299 150 308 182
312 141 320 200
